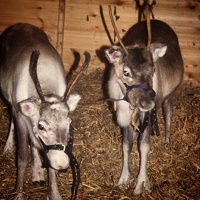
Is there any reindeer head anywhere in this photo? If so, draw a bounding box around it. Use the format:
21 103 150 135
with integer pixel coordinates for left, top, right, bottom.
105 44 167 112
18 51 90 170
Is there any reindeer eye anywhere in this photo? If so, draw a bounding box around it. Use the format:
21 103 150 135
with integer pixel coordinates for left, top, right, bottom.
38 123 45 131
123 70 130 77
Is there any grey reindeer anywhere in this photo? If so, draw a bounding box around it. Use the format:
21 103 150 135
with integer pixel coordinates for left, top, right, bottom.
105 5 184 194
0 23 90 199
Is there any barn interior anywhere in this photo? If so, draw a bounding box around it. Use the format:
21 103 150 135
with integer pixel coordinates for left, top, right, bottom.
0 0 200 199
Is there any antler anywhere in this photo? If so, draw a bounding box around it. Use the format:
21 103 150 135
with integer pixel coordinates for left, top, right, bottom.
29 50 45 102
108 5 128 56
145 0 152 51
63 51 91 101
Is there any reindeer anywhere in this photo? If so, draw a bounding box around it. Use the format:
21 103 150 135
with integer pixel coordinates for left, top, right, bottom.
105 4 184 194
0 23 90 200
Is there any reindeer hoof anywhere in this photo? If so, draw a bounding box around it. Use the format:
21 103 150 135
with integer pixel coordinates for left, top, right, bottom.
134 181 151 194
16 192 26 200
117 176 130 188
134 175 151 194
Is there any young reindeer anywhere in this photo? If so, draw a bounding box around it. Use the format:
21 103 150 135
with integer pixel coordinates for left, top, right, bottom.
0 23 90 200
105 5 184 194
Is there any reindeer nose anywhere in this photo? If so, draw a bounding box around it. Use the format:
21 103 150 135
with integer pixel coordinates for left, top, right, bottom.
48 151 70 170
56 155 70 169
139 100 155 112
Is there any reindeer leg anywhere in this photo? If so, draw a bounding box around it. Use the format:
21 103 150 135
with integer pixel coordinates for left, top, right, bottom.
118 125 138 186
3 118 15 154
31 145 45 185
134 123 151 194
162 97 173 144
14 113 29 199
47 168 62 200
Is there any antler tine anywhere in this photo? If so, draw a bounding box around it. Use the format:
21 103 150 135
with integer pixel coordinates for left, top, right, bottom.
63 51 91 100
29 50 45 102
108 5 128 55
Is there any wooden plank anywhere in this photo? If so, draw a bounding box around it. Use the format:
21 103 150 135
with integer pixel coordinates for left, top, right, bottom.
66 0 199 9
66 0 134 5
62 27 199 56
64 21 200 44
0 0 59 47
64 3 199 24
153 0 200 9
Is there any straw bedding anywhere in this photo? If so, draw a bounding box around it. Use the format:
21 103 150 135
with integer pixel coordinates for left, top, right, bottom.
0 69 199 200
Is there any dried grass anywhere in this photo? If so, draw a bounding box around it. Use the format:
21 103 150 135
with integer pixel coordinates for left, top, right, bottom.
0 69 200 199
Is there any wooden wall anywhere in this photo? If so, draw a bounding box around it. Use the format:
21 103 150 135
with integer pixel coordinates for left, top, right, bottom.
0 0 59 47
0 0 199 85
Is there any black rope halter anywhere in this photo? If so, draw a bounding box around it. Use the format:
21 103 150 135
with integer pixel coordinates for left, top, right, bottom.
38 125 80 200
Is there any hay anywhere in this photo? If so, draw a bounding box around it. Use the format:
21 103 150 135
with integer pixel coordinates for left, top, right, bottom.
0 69 200 200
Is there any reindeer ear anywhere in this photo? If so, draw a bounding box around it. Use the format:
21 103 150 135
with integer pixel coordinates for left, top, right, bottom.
67 94 81 112
105 46 123 64
150 44 167 62
19 98 39 117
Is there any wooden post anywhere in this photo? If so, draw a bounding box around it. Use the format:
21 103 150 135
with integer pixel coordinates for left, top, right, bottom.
57 0 66 57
